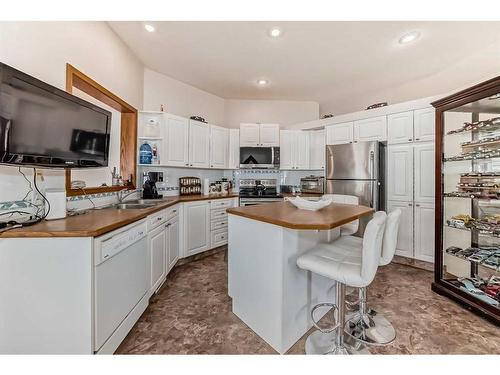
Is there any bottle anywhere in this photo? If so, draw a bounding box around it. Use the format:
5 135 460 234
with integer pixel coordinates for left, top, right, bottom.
152 144 158 164
139 142 153 164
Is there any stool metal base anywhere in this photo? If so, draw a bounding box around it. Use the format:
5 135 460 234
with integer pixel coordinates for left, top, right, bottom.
305 329 369 355
344 309 396 346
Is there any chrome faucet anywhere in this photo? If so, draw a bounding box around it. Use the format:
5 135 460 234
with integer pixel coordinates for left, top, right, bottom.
117 189 139 203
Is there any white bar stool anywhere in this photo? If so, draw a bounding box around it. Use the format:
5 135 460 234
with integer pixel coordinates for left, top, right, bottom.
322 194 359 236
341 208 402 346
296 211 386 354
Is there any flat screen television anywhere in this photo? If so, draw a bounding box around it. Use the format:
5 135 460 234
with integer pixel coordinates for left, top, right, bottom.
0 62 111 168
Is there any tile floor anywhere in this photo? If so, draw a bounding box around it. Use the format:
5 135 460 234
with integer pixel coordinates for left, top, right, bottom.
116 249 500 354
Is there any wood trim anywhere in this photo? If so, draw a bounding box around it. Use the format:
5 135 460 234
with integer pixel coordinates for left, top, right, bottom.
65 64 138 196
432 75 500 323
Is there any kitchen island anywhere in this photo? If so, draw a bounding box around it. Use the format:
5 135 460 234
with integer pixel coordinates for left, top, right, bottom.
227 201 373 354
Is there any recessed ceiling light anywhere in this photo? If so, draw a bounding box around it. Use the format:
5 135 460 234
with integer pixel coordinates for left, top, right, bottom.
257 79 269 86
144 24 155 33
399 31 420 44
269 27 282 38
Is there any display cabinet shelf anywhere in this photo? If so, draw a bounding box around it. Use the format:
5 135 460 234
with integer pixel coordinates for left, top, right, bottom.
433 75 500 325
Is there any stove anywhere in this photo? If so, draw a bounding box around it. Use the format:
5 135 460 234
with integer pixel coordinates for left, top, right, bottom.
239 179 283 206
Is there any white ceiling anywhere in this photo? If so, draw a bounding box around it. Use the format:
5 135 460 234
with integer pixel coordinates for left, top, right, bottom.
108 21 500 114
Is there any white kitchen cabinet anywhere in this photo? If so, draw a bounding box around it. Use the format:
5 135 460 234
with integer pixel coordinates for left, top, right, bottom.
309 129 325 170
353 116 387 142
183 201 210 257
189 120 210 168
166 215 180 272
387 200 414 258
414 202 435 263
279 130 310 170
387 111 414 145
414 108 435 142
149 224 167 293
239 123 260 146
259 124 280 146
164 114 189 167
387 144 413 202
279 130 294 170
209 124 228 169
240 123 280 147
414 142 435 204
326 122 353 145
228 129 240 169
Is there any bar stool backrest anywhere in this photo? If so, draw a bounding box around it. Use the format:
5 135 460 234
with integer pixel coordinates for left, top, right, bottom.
380 208 402 266
323 194 360 234
361 211 387 285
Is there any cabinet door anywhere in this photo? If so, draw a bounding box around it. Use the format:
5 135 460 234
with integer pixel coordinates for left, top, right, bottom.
240 123 260 146
166 216 180 273
209 125 228 169
414 142 435 204
228 129 240 169
414 203 435 263
279 130 294 170
414 108 435 142
259 123 280 146
387 200 414 259
295 131 310 170
183 201 210 257
387 144 413 202
354 116 387 142
164 114 189 167
326 122 354 145
309 129 325 170
387 111 414 145
189 120 210 168
149 225 167 293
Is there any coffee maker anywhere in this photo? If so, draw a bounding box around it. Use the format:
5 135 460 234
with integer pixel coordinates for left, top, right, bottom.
142 171 163 199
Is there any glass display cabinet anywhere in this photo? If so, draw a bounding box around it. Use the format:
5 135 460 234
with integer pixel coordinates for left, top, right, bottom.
432 77 500 325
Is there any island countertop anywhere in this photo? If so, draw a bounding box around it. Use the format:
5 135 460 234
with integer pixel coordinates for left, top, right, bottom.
227 201 373 230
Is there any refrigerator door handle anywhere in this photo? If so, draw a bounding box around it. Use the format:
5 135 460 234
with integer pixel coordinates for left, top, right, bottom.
369 150 375 208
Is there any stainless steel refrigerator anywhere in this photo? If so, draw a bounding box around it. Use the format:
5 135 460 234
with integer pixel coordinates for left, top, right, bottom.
326 141 385 235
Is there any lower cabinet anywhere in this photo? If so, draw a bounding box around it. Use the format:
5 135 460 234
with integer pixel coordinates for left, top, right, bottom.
387 200 414 258
149 225 167 293
183 200 211 257
166 214 180 272
414 202 435 263
387 200 435 262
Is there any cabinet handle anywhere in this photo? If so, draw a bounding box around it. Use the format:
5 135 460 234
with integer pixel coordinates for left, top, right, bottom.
172 210 177 213
408 138 413 142
415 204 420 207
415 138 420 141
408 203 413 206
211 165 213 168
185 163 189 166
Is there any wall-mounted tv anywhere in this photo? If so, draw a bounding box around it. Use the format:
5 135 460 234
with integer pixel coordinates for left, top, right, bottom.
0 62 111 168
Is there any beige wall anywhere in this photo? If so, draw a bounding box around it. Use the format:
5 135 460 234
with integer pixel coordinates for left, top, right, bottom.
224 99 319 129
0 21 144 203
143 68 226 125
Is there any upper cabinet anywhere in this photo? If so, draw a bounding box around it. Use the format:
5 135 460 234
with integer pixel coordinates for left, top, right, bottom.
240 123 280 147
353 116 387 142
326 122 353 145
309 129 325 170
388 111 414 144
388 108 435 145
164 113 189 167
413 108 435 142
228 129 240 169
188 120 210 168
279 130 309 170
209 125 228 169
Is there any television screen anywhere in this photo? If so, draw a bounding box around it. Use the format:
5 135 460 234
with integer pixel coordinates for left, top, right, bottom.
0 63 111 168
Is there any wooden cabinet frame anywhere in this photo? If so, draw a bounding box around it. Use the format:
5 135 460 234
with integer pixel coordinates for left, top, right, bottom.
432 75 500 325
65 64 137 196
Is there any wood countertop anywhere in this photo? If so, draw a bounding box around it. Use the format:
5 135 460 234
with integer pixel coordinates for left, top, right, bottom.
227 201 373 230
1 193 239 239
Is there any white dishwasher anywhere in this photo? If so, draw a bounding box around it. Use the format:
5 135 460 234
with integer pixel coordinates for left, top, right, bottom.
94 219 148 353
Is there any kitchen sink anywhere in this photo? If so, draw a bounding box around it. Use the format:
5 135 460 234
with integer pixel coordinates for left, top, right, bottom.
114 203 156 209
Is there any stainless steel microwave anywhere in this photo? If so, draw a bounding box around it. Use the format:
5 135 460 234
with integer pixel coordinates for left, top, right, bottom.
239 147 280 169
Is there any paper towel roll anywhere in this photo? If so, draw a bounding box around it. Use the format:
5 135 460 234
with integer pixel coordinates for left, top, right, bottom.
203 178 210 195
